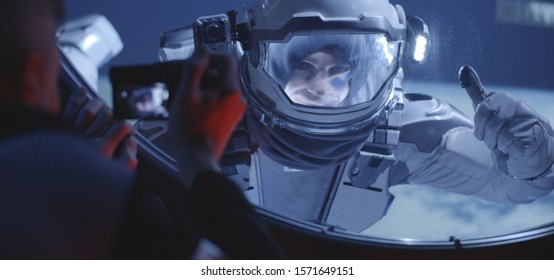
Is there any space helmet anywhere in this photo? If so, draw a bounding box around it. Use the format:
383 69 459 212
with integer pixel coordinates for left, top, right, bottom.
241 0 407 169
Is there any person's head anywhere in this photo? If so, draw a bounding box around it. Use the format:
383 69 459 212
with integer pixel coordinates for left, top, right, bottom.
241 0 406 169
0 0 65 115
284 44 352 107
267 33 398 109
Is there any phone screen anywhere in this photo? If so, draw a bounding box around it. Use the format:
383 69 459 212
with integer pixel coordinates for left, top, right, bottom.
113 82 171 119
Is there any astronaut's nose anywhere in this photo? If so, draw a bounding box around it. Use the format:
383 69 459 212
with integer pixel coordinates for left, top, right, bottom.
306 73 327 96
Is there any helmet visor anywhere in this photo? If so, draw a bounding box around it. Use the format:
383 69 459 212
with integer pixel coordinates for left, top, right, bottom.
263 33 400 108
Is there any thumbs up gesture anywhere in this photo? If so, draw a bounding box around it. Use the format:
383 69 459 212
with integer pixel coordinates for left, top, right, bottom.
459 65 554 180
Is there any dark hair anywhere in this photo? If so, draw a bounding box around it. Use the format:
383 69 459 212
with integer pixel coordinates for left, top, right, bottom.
0 0 65 95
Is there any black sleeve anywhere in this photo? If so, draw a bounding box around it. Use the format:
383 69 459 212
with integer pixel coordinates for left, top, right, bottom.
189 171 287 259
111 165 200 259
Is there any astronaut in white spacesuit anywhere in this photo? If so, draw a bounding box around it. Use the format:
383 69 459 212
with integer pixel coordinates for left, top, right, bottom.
151 0 554 232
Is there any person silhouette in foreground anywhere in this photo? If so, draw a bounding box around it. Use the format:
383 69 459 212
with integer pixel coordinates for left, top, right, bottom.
0 0 285 259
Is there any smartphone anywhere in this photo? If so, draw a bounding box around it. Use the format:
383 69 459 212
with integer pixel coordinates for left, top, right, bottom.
110 61 184 119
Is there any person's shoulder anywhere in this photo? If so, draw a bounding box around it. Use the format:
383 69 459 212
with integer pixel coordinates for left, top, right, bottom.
398 93 473 153
0 129 133 185
0 129 134 259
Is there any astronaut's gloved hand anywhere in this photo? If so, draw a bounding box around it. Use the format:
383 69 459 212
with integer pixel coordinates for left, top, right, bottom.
459 65 554 180
170 47 247 186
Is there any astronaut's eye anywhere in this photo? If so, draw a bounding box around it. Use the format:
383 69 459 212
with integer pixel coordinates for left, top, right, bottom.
295 60 315 73
328 65 351 76
292 60 317 80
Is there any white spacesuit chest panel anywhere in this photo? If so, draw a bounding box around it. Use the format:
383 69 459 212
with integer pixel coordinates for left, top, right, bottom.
324 157 395 232
244 102 404 232
323 88 404 232
247 150 339 223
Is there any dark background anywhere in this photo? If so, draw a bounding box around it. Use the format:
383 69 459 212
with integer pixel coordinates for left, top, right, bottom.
65 0 554 89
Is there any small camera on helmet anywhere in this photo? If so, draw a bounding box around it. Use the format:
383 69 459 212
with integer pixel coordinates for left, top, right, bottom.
192 14 233 54
109 60 186 120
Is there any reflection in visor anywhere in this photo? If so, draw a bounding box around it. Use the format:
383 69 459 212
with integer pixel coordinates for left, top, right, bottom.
264 34 399 108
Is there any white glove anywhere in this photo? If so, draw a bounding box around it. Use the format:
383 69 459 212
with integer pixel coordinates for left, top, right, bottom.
459 65 554 180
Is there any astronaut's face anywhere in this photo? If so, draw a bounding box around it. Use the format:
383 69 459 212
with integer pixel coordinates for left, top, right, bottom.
284 51 352 107
134 84 166 112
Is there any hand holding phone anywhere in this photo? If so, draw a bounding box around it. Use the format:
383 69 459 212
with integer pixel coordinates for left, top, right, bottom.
170 47 246 185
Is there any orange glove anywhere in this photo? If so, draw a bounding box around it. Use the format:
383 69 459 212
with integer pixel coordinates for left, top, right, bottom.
185 89 246 160
170 47 246 171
